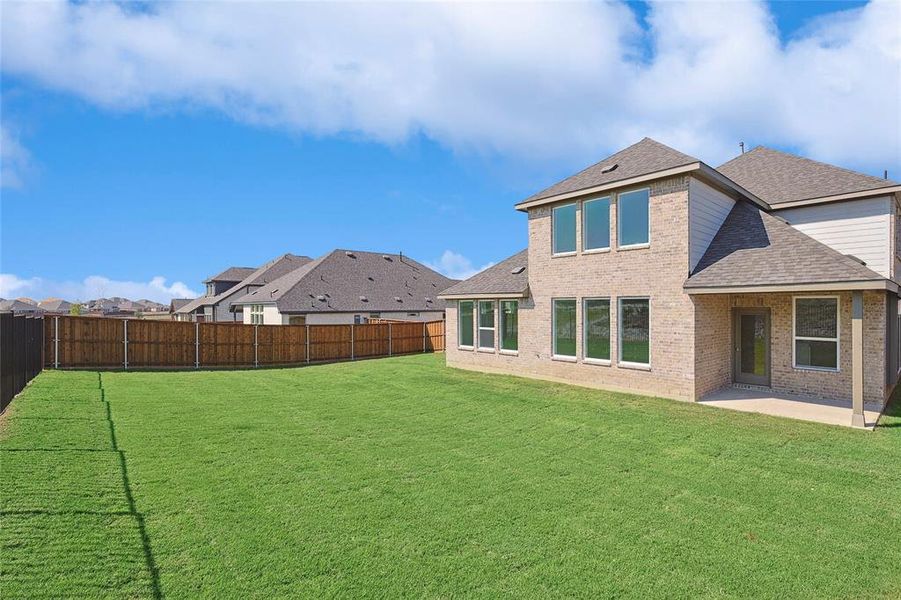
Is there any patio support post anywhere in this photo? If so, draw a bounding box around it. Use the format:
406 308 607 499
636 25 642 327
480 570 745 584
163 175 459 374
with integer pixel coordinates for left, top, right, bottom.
851 291 865 428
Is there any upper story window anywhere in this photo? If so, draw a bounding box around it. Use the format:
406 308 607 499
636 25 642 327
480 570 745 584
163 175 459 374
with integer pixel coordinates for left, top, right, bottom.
206 283 215 296
582 196 611 251
794 297 838 371
250 304 264 325
552 203 577 255
618 188 650 248
458 301 474 348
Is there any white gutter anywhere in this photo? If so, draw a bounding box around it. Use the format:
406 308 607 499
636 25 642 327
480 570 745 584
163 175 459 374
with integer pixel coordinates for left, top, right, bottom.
768 185 901 210
685 279 898 295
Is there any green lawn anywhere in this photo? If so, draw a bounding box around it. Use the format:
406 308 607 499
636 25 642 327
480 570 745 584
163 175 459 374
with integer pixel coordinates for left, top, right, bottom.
2 354 901 598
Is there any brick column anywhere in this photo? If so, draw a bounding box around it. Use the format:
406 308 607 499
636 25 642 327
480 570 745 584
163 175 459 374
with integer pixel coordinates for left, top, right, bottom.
851 291 865 428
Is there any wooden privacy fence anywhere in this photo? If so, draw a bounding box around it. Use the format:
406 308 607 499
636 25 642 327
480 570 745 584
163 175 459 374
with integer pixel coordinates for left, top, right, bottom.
1 313 44 411
44 316 445 369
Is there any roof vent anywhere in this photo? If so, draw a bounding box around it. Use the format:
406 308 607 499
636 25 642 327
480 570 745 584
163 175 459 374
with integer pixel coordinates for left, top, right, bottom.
317 295 326 301
425 297 432 303
359 295 368 302
511 266 525 274
345 251 356 258
394 296 402 302
382 255 393 262
367 276 374 281
844 254 867 266
600 163 618 174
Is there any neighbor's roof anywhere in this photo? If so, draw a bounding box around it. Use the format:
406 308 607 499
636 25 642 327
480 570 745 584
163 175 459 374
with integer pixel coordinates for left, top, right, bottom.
717 146 899 207
38 298 72 312
170 298 192 312
203 266 256 284
684 202 891 292
438 250 529 299
177 253 312 314
0 299 44 313
232 249 458 313
518 138 700 207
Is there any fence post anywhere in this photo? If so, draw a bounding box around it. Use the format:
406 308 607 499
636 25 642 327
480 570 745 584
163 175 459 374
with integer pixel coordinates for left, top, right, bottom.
195 322 200 369
123 319 129 370
305 324 310 364
422 322 427 353
350 324 354 360
388 322 392 356
254 325 259 368
54 316 59 369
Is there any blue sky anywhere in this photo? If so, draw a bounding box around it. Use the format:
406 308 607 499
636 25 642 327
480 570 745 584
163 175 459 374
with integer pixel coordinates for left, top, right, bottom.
1 0 897 302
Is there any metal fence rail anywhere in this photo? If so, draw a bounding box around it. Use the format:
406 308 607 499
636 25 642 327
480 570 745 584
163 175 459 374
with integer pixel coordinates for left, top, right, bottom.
1 312 44 411
44 316 446 370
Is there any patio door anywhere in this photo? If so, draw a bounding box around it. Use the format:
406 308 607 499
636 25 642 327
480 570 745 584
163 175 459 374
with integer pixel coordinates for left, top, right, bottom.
733 309 770 386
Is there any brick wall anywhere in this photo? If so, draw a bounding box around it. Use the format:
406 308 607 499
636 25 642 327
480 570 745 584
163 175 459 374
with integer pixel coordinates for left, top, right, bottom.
446 175 697 401
715 291 888 407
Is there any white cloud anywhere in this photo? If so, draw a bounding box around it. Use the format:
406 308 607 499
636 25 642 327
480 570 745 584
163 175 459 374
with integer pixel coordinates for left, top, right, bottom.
0 0 897 171
0 273 199 303
0 124 32 188
426 250 494 281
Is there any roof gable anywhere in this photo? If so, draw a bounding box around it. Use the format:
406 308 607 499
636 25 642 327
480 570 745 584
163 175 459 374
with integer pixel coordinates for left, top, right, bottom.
438 250 528 298
521 138 699 205
717 146 897 206
204 266 256 284
685 202 886 290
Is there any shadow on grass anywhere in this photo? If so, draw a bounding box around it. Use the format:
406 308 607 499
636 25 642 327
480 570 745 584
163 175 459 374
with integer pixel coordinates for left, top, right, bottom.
100 373 163 599
876 384 901 429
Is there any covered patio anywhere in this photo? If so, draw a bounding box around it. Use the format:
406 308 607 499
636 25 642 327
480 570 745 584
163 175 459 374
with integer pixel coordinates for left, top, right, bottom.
700 386 882 430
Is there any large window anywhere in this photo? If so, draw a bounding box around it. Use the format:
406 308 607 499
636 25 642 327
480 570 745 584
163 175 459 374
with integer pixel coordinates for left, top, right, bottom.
583 196 611 251
500 300 518 352
250 304 264 325
619 298 650 365
618 188 650 247
584 298 610 361
478 301 496 350
553 299 577 357
794 297 839 370
552 203 577 255
459 301 474 348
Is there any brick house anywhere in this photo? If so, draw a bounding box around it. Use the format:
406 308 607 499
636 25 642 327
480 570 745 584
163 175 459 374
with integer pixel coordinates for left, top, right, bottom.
438 138 900 427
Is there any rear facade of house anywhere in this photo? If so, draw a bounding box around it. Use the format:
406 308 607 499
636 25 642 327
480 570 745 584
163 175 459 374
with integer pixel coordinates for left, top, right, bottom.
439 139 900 424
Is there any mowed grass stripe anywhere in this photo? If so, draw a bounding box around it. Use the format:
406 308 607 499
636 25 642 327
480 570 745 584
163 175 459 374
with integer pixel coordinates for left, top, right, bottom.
2 450 128 514
0 513 155 599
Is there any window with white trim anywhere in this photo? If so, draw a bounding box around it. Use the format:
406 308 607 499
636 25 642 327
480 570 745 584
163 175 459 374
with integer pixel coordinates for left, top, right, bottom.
553 298 577 357
478 300 496 350
250 304 264 325
618 298 650 365
617 188 649 247
583 298 610 361
583 196 611 251
500 300 518 352
552 203 577 254
793 297 839 371
458 301 474 348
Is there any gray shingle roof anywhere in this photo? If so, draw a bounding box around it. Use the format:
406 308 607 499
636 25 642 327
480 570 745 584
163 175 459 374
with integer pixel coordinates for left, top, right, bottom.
0 299 44 313
685 202 886 290
717 146 897 206
203 266 256 284
177 253 313 314
233 249 458 313
438 250 528 298
37 298 72 312
170 298 192 312
521 138 699 204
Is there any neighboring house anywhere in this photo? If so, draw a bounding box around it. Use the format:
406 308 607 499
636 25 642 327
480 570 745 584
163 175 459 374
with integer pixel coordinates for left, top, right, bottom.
0 299 44 315
175 254 313 322
170 298 192 319
37 298 72 315
231 249 457 325
438 138 900 427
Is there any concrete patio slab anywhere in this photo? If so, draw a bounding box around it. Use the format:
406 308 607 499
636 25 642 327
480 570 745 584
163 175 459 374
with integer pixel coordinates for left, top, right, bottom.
700 386 881 430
